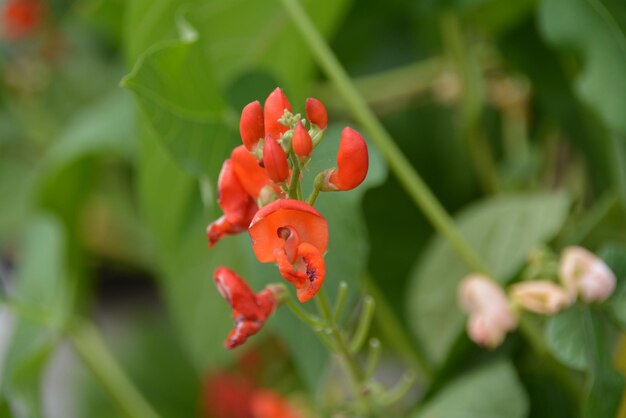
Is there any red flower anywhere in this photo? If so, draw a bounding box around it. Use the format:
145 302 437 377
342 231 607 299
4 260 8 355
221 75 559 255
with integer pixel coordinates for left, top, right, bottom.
248 200 328 303
231 145 277 199
251 390 304 418
321 127 368 191
215 267 278 349
305 98 327 130
202 372 256 418
2 0 41 40
207 159 259 247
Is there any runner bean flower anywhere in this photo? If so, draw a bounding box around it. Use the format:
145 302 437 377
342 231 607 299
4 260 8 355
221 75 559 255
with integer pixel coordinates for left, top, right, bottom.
207 87 369 348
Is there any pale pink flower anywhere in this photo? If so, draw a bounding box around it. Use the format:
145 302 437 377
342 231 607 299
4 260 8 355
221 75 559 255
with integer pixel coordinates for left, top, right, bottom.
509 281 572 315
458 274 517 348
559 246 616 303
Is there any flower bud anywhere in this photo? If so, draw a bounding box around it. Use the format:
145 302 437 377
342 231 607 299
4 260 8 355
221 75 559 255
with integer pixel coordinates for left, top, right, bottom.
458 274 517 348
306 97 328 129
322 127 368 191
240 100 264 152
509 281 572 315
263 135 289 183
292 123 312 158
264 87 292 139
559 246 616 303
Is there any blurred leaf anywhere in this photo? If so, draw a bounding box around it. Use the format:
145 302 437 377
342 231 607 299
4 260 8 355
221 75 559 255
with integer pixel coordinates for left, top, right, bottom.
1 216 71 417
598 244 626 329
581 307 624 418
413 360 528 418
545 307 587 370
0 159 34 236
539 0 626 136
122 14 237 179
407 193 570 365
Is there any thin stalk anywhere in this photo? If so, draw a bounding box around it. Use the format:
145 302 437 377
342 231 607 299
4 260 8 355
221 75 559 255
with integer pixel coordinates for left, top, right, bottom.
280 0 488 274
67 320 161 418
332 281 349 323
285 294 323 328
364 338 381 380
316 290 371 414
440 12 499 194
349 296 375 353
288 153 302 199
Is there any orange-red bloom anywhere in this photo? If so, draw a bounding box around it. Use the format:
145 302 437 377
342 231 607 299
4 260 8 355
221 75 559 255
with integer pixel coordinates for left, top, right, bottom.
251 390 304 418
231 145 276 199
305 98 327 130
263 134 290 183
249 200 328 302
264 87 292 139
292 123 312 158
202 372 256 418
321 127 368 191
2 0 41 40
207 160 259 247
215 267 278 349
240 101 265 152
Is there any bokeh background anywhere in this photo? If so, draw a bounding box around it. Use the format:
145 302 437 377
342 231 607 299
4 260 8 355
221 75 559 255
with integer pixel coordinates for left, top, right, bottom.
1 0 625 417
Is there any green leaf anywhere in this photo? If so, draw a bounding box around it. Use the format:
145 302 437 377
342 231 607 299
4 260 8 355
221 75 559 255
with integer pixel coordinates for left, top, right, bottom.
581 307 624 418
545 307 587 370
598 244 626 328
413 360 528 418
1 216 71 417
122 15 237 179
407 193 570 365
539 0 626 135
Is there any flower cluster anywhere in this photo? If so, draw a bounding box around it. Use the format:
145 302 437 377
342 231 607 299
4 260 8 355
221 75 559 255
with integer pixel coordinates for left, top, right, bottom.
458 246 616 348
207 88 369 349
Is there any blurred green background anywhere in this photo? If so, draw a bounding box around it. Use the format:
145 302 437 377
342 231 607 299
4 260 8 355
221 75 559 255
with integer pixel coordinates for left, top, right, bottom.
1 0 625 417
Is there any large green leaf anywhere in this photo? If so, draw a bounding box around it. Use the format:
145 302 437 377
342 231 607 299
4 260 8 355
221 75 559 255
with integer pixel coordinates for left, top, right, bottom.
1 216 71 418
407 193 570 365
413 360 528 418
539 0 626 135
544 307 588 370
599 244 626 328
122 15 236 178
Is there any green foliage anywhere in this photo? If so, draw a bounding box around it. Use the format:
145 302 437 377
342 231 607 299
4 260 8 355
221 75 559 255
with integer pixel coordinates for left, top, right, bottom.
413 360 528 418
407 193 570 365
539 0 626 136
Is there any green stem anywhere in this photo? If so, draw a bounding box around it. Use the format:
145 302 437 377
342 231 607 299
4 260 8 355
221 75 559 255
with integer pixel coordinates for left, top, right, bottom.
288 153 302 199
332 281 349 323
440 12 499 194
284 294 323 328
280 0 488 274
349 296 375 353
67 320 161 418
315 290 371 414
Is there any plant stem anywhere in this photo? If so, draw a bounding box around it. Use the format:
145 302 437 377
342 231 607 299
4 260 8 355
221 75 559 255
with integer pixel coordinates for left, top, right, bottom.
288 153 302 199
68 319 161 418
280 0 488 275
440 12 499 194
315 290 372 415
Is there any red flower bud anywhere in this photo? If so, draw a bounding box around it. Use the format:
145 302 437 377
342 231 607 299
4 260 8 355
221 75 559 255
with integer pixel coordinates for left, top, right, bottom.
262 135 289 183
324 127 368 191
240 100 264 152
264 87 292 139
214 267 278 349
305 97 327 129
251 390 304 418
292 123 312 158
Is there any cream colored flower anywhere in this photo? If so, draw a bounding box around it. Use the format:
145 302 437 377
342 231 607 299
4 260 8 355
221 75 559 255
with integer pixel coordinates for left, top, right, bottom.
509 281 572 315
559 246 616 303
